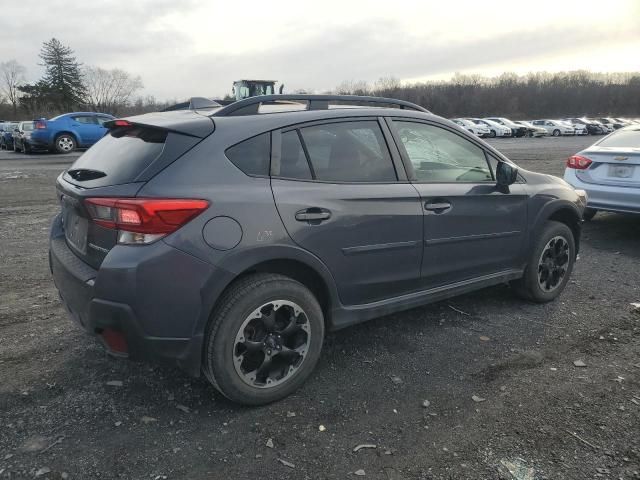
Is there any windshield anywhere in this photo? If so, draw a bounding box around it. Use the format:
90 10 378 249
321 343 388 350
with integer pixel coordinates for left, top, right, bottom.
22 123 34 131
597 129 640 148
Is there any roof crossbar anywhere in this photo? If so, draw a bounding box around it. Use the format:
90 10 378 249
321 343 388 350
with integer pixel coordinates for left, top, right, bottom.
212 94 430 117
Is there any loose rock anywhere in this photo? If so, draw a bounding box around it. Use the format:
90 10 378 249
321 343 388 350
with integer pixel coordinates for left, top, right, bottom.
422 399 431 408
573 360 587 368
471 395 486 403
106 380 123 387
354 469 366 476
266 438 274 449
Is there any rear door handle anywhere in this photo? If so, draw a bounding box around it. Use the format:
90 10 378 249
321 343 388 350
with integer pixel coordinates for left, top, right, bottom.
295 208 331 222
425 202 451 211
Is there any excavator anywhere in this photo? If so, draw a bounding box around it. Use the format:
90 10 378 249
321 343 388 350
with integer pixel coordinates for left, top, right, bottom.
231 79 284 101
163 80 284 111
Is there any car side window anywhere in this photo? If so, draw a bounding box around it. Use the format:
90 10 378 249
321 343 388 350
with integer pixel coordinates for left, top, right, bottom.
392 121 493 183
225 132 271 176
297 121 396 182
72 116 97 125
96 116 111 125
279 130 312 179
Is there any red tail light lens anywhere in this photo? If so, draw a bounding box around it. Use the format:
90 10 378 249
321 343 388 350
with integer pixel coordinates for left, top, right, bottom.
85 198 209 244
112 119 132 127
35 120 46 129
567 155 592 170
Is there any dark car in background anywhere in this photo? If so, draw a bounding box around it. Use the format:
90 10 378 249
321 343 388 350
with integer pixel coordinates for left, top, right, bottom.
565 118 605 135
50 94 585 405
0 121 19 150
28 112 115 153
12 121 35 153
485 117 527 137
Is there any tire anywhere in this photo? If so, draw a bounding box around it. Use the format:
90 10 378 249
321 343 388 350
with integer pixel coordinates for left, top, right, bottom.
203 273 325 405
54 134 76 153
582 208 597 221
23 142 31 154
527 131 534 138
510 221 575 303
489 129 497 138
552 129 561 137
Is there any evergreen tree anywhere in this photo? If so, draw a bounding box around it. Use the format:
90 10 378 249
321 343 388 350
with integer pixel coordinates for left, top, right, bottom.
38 38 86 111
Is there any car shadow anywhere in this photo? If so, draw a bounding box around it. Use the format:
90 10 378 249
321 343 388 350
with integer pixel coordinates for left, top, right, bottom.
582 212 640 259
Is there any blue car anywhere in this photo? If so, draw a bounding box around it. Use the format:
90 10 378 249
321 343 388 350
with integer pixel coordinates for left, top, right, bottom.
0 121 19 150
27 112 115 153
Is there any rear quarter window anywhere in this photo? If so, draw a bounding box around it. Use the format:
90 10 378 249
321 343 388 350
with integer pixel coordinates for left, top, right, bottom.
225 133 271 176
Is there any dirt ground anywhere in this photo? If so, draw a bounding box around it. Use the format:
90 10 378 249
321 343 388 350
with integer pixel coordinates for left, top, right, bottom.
0 136 638 480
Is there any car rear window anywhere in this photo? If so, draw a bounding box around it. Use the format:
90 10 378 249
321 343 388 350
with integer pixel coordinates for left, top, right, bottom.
225 133 270 176
597 129 640 148
64 127 166 186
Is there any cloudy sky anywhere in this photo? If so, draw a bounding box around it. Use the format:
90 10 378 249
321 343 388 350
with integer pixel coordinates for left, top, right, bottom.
1 0 639 100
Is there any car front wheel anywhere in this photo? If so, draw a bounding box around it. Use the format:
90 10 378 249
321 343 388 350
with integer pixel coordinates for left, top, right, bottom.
55 134 76 153
552 129 561 137
203 273 325 405
511 221 575 303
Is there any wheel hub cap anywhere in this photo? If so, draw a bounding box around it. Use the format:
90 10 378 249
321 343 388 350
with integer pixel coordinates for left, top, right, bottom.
537 236 570 292
233 300 310 389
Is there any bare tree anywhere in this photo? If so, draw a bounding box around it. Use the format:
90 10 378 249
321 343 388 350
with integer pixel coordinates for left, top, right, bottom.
0 60 27 115
83 66 143 114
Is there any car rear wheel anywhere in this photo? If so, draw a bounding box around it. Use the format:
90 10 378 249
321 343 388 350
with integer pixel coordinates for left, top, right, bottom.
55 134 76 153
552 129 561 137
582 208 597 221
511 221 575 303
203 273 325 405
489 130 496 138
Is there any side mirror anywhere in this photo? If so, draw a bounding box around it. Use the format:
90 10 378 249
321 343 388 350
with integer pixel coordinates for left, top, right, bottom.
496 162 518 188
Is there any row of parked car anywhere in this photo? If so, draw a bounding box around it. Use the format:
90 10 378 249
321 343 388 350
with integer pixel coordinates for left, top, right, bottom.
450 116 640 138
0 112 114 153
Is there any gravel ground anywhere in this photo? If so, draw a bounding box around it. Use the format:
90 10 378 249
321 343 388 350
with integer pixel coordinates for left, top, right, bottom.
0 136 639 480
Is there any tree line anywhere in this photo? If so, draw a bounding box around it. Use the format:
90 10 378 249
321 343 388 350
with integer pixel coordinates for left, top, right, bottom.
334 72 640 119
0 38 165 120
1 38 639 120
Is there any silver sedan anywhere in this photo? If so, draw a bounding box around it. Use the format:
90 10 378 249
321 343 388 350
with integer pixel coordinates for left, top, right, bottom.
564 125 640 220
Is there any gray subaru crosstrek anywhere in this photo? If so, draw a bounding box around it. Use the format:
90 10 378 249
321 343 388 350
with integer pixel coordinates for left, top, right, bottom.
50 95 586 405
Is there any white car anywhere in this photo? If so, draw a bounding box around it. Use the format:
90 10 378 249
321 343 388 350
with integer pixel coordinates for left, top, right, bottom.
560 120 588 135
466 118 512 138
531 120 575 136
484 117 527 137
450 118 490 137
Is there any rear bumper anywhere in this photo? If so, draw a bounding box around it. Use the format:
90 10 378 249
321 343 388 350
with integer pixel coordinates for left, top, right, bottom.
564 170 640 214
49 214 226 376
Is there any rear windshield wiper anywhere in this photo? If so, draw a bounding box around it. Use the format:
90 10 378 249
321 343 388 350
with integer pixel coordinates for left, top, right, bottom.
67 169 107 181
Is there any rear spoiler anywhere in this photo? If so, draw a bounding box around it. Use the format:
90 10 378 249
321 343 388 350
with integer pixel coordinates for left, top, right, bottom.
104 110 215 138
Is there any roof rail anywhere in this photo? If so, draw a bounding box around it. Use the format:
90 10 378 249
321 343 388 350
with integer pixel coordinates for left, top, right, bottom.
162 97 222 112
212 94 430 117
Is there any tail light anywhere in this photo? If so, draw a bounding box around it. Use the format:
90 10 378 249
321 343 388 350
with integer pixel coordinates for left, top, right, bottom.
35 120 46 129
567 155 592 170
85 198 209 245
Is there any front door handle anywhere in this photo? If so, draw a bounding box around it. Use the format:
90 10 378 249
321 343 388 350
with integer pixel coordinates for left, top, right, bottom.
295 208 331 222
425 201 451 212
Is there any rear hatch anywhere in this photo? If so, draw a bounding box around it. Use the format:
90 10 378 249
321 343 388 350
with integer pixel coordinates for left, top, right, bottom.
576 129 640 187
56 111 214 269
